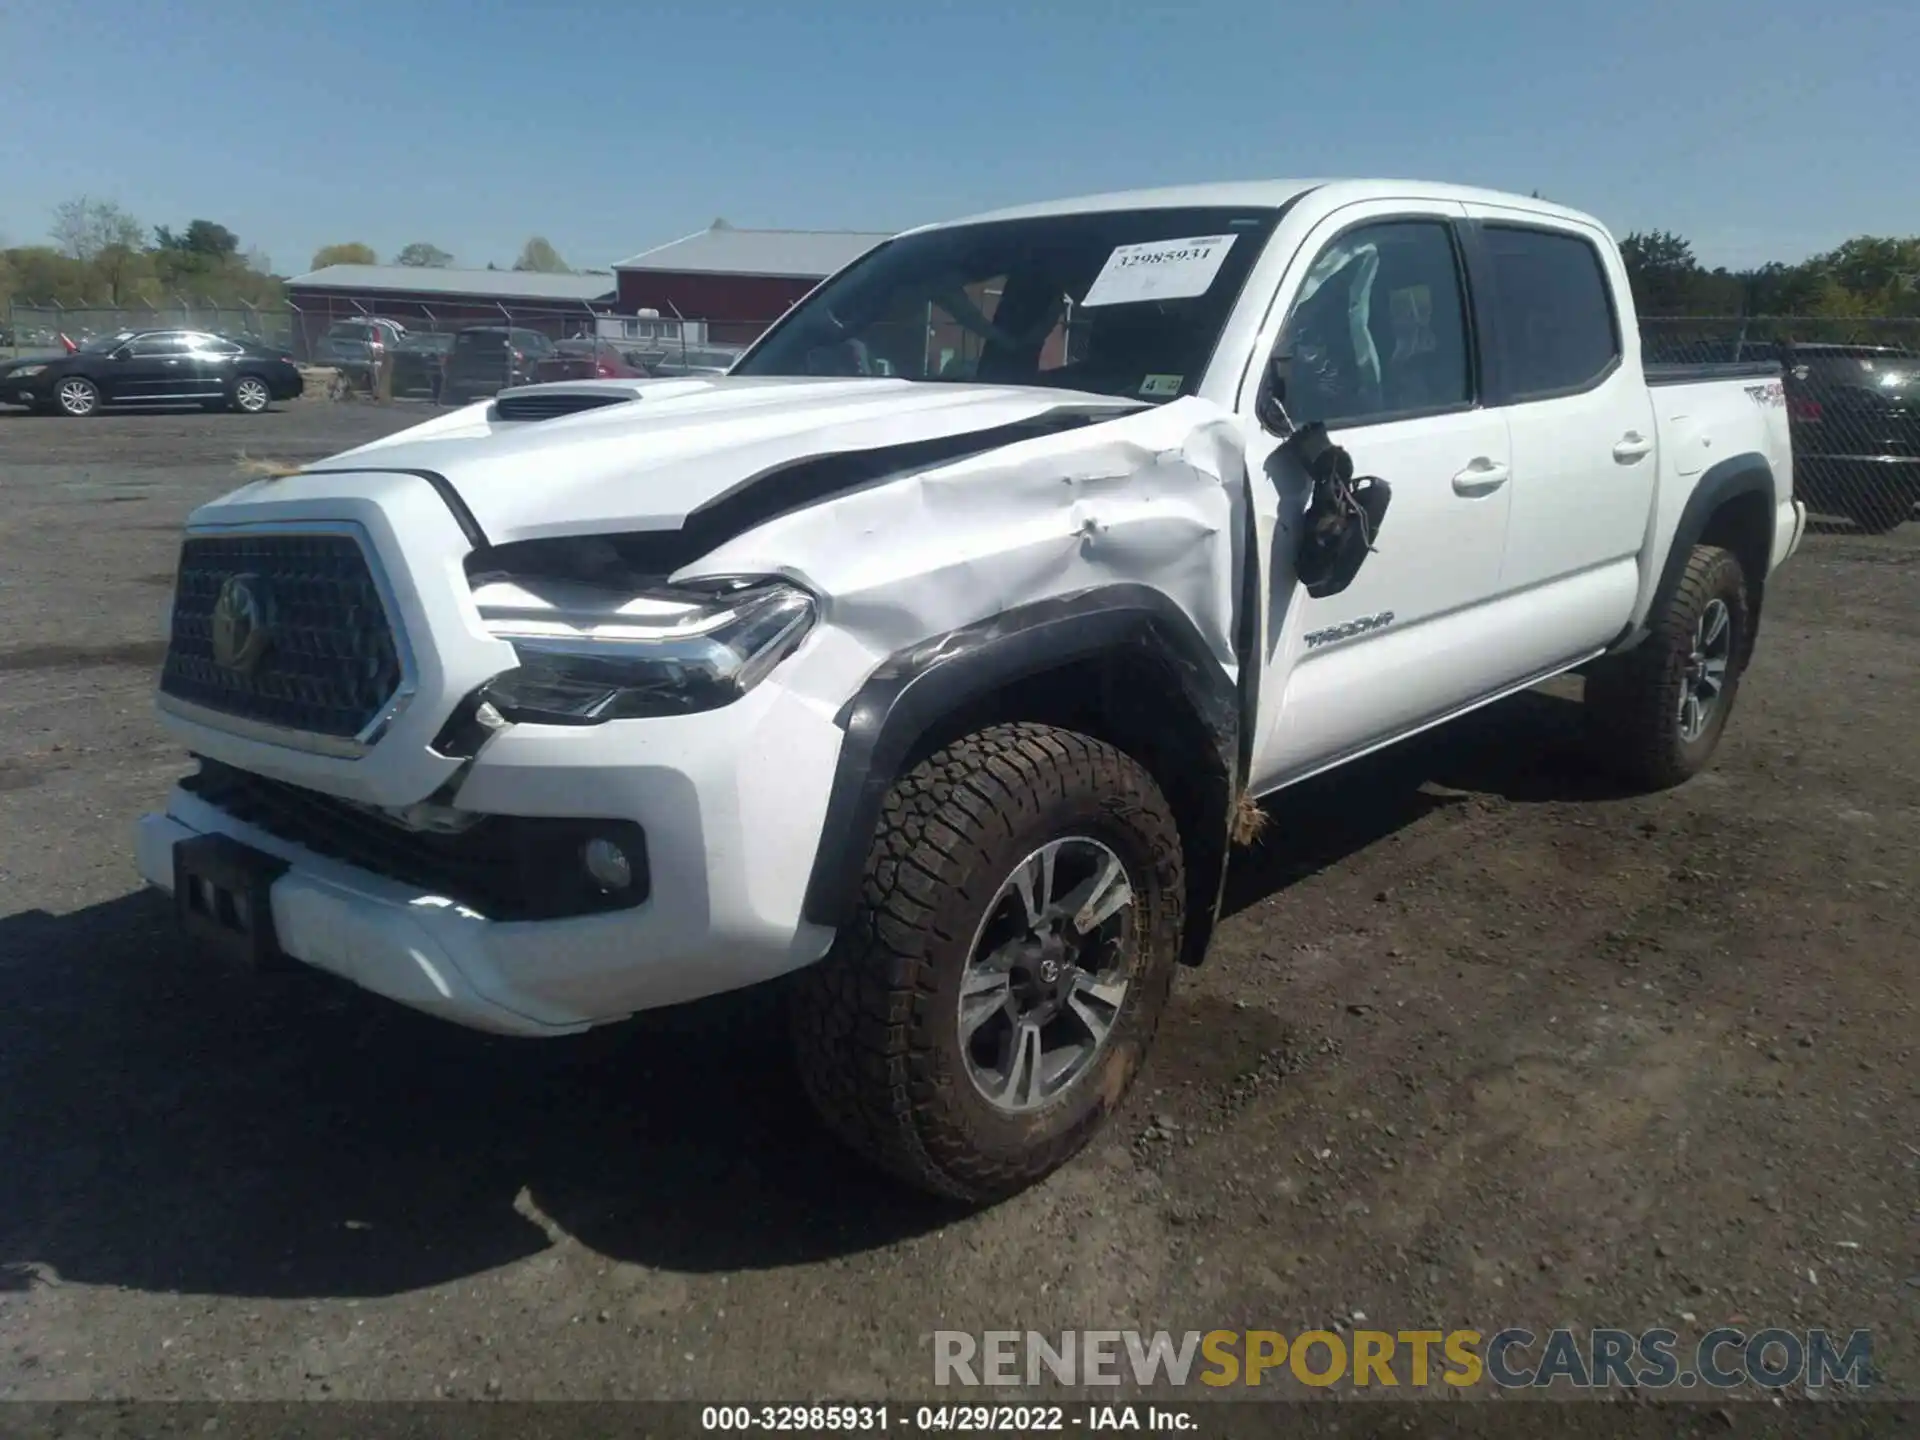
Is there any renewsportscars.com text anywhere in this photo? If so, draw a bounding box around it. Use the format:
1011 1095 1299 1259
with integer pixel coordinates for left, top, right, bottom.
933 1328 1874 1391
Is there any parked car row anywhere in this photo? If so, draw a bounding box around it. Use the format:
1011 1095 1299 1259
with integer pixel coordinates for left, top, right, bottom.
307 318 724 402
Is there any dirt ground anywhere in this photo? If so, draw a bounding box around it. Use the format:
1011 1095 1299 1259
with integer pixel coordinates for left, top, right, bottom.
0 398 1914 1416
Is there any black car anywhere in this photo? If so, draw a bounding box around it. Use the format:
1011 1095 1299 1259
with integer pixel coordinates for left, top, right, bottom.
441 326 556 405
0 329 304 417
1780 342 1920 533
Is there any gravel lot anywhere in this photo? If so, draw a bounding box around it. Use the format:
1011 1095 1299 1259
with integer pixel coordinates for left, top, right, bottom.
0 400 1915 1411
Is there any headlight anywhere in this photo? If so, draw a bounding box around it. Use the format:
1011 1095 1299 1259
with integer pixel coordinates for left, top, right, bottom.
475 575 816 723
12 364 47 378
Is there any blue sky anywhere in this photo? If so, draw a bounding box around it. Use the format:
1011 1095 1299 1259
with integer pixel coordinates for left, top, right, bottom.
2 0 1912 276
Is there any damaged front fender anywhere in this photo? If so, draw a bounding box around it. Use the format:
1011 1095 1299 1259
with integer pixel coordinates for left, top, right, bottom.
673 398 1255 962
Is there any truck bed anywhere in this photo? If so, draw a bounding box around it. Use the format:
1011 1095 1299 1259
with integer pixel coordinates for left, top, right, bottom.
1644 360 1783 386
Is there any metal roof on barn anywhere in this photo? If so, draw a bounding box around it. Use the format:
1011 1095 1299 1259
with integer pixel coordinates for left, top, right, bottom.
282 265 618 303
612 227 894 280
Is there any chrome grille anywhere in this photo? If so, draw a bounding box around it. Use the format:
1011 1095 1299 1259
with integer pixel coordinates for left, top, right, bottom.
161 529 406 746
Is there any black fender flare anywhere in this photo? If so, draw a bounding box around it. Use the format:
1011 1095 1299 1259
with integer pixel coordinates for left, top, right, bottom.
800 584 1242 953
1619 451 1776 651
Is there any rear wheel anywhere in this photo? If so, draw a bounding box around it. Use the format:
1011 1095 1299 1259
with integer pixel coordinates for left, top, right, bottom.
55 376 100 417
1586 544 1749 790
789 722 1184 1202
232 375 272 414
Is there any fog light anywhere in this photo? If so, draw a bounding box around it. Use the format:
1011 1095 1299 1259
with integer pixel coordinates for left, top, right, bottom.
580 836 633 892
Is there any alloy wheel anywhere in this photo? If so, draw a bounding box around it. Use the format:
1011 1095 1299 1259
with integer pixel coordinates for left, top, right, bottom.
1678 598 1732 743
57 378 98 416
957 836 1137 1114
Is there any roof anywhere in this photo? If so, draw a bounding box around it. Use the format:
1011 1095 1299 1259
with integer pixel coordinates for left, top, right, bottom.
613 227 895 279
916 179 1603 234
282 265 618 303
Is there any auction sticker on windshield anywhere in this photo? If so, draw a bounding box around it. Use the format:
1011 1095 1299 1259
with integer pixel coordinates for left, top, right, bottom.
1081 234 1238 307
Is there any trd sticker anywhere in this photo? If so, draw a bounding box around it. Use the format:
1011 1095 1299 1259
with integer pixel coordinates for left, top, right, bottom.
1744 381 1786 408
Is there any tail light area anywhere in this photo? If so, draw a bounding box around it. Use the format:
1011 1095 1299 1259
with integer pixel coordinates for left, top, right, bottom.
1789 396 1822 423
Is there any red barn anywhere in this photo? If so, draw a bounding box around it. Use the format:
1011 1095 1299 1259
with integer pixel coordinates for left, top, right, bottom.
612 226 893 344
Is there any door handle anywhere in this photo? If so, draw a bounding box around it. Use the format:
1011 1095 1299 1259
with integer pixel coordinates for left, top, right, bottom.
1451 458 1509 496
1613 432 1653 463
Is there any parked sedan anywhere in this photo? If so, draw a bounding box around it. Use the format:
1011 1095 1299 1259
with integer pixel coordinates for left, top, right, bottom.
647 346 742 377
533 339 649 383
0 329 304 416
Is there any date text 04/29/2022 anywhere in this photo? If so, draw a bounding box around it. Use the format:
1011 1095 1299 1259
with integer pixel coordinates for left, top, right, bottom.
699 1404 1195 1432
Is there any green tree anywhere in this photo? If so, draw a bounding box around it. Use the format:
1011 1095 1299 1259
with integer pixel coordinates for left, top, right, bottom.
1812 236 1920 315
394 242 454 267
1619 230 1702 316
156 220 241 260
513 236 569 273
309 242 378 271
51 197 145 262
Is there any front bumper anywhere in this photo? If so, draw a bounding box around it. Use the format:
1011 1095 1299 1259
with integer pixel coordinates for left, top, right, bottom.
137 679 845 1034
3 372 51 406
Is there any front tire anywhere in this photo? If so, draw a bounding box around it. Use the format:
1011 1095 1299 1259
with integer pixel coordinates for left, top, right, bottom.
790 722 1184 1203
55 376 100 417
1586 544 1749 790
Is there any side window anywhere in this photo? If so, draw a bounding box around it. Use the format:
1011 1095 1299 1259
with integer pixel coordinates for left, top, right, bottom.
128 334 191 357
1482 225 1619 398
1277 219 1473 427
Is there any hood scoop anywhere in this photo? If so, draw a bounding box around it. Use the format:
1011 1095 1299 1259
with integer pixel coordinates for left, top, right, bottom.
492 390 636 423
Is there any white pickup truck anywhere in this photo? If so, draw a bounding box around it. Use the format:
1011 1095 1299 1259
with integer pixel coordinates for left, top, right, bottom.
138 180 1805 1201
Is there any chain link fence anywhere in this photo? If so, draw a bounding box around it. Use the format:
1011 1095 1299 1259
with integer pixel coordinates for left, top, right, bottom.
3 301 297 359
1643 316 1919 533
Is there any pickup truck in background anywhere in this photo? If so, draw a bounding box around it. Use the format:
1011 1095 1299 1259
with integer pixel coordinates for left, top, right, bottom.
137 180 1805 1202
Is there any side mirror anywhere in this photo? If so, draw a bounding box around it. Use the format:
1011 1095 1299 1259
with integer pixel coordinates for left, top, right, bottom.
111 347 132 361
1254 350 1293 436
1290 422 1394 600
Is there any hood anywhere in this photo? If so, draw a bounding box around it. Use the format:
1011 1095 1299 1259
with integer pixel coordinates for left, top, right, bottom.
297 376 1147 546
0 351 66 374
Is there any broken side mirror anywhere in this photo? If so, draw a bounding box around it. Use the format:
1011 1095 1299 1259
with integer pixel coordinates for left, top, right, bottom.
1290 422 1393 600
1254 350 1293 437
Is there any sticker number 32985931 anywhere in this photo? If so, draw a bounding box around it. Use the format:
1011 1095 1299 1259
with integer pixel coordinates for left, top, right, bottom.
1080 234 1238 308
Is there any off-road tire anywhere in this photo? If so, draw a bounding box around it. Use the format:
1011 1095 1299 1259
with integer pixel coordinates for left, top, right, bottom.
789 722 1184 1203
1585 543 1749 790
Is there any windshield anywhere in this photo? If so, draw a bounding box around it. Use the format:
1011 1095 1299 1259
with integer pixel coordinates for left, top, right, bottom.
734 206 1282 401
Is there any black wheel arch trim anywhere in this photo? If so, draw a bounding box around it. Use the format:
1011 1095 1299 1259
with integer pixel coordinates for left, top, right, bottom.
1612 450 1776 652
800 584 1243 957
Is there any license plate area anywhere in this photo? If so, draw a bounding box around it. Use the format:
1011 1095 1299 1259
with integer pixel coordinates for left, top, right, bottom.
174 833 290 969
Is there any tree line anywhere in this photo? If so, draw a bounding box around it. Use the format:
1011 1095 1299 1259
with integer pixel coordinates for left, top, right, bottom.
0 196 590 314
7 194 1913 321
1619 230 1920 318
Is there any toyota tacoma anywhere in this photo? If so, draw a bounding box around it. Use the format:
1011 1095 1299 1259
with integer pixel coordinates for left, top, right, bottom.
137 180 1806 1201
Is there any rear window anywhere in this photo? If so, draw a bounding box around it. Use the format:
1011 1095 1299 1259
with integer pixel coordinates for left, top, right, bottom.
1483 225 1621 398
455 331 506 350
